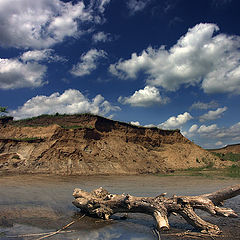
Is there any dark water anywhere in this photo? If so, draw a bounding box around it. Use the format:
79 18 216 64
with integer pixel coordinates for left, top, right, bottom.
0 175 239 240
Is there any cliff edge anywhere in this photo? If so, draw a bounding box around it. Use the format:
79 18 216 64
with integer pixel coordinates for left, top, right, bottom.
0 114 222 175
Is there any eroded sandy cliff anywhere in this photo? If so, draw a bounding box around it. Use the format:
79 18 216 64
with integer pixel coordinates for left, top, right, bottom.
0 114 221 175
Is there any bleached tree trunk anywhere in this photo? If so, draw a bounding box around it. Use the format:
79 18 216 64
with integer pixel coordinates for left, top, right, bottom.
72 184 240 234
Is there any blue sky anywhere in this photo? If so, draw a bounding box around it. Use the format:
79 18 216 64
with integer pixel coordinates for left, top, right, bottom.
0 0 240 149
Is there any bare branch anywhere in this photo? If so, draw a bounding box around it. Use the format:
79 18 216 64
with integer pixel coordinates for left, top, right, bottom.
72 185 240 235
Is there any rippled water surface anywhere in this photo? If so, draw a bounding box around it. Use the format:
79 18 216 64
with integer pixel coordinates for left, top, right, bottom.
0 175 239 240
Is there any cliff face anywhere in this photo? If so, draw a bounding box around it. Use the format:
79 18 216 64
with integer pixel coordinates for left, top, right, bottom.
0 114 221 175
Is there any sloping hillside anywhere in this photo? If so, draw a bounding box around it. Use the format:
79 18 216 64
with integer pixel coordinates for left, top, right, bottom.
0 114 223 175
208 144 240 163
209 144 240 154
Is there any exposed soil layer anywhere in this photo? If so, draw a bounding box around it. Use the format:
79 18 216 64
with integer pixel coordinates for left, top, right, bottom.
0 114 224 175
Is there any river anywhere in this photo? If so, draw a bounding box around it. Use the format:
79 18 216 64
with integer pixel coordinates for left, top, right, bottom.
0 175 239 240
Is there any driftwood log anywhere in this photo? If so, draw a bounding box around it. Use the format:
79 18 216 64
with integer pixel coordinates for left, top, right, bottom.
72 184 240 234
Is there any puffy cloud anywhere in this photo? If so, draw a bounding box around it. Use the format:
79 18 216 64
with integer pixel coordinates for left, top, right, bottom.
127 0 151 14
109 23 240 94
70 49 107 77
144 124 156 128
181 131 188 137
10 89 120 120
21 49 66 62
130 121 140 126
186 121 240 148
183 124 198 138
158 112 193 129
92 32 111 43
109 48 154 79
190 122 240 139
0 0 109 49
190 100 218 110
94 0 111 13
215 122 240 139
0 58 47 89
197 124 218 134
0 49 67 89
215 141 223 146
233 136 240 142
118 86 168 107
199 107 227 122
189 124 198 133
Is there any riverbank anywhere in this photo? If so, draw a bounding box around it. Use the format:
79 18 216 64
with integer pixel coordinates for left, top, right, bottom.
156 164 240 179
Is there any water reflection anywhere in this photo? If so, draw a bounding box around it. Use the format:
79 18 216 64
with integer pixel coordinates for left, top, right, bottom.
0 175 239 240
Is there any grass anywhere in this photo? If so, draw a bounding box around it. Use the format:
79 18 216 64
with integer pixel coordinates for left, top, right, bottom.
12 154 20 159
170 154 239 178
2 137 45 142
9 113 180 132
172 166 240 178
12 112 97 122
0 116 10 119
61 125 94 129
176 164 216 178
156 161 240 179
12 124 50 128
211 152 240 162
61 125 84 129
224 164 240 178
9 113 100 128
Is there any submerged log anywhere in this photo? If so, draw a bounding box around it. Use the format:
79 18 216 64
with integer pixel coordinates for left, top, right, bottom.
72 184 240 235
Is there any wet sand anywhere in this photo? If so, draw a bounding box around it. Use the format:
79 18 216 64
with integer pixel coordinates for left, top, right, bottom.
0 174 239 240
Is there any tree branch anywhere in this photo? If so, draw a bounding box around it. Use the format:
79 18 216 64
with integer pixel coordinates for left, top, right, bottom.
72 184 240 235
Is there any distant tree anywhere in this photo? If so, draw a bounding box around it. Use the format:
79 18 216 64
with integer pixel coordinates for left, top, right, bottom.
0 106 8 116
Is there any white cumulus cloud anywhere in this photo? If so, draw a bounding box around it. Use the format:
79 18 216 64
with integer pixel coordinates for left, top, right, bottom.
0 58 47 90
197 124 218 134
118 86 168 107
21 49 66 62
185 121 240 148
188 122 240 146
144 124 156 128
0 49 66 89
70 49 107 77
109 23 240 94
199 107 227 122
94 0 111 13
10 89 120 120
215 141 223 146
189 124 198 133
158 112 193 129
92 32 111 43
190 100 218 110
127 0 151 14
215 122 240 139
0 0 110 49
130 121 140 126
